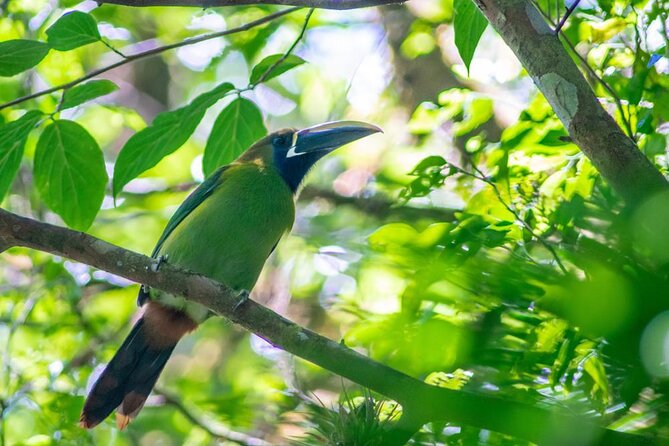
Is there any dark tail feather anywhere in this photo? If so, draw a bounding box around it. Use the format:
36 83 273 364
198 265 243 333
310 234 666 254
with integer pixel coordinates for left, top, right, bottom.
79 317 177 429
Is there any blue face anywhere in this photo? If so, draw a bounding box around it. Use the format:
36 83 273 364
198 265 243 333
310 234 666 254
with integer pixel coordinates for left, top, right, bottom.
272 130 328 193
270 121 381 193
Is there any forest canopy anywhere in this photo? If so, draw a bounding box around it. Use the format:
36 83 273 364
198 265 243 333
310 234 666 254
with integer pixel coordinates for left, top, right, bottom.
1 0 669 444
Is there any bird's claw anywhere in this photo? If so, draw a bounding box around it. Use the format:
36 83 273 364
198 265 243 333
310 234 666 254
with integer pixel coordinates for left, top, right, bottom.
149 254 169 273
233 289 250 311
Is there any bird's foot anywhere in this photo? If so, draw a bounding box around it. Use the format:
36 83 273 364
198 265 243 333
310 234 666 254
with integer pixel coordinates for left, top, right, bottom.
148 254 169 273
233 289 250 311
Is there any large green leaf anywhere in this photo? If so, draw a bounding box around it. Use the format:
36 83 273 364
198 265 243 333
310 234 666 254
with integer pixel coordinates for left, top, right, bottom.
0 111 43 202
0 40 50 77
249 54 306 85
61 80 119 110
453 0 488 74
34 120 108 230
203 98 266 176
113 82 234 197
46 11 100 51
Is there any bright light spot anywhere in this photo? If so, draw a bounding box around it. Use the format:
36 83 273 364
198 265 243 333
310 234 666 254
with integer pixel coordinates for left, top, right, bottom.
640 311 669 378
64 261 90 285
190 154 204 182
304 25 390 114
253 84 296 117
188 11 225 31
177 39 225 72
29 4 51 30
250 334 283 360
98 23 132 41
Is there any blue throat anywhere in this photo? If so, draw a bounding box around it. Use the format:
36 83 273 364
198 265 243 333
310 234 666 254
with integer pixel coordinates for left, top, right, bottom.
274 151 327 193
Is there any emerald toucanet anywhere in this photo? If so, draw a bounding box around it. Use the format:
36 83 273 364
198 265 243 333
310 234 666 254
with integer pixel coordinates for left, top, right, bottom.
79 120 381 429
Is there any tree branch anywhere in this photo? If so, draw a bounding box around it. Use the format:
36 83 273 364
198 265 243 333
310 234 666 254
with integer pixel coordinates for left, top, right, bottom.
0 8 300 111
98 0 403 9
475 0 668 205
153 388 271 446
299 186 459 222
0 208 656 445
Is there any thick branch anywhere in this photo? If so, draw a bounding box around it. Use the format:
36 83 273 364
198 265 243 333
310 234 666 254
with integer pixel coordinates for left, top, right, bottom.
0 208 654 445
476 0 668 204
299 186 458 222
98 0 403 9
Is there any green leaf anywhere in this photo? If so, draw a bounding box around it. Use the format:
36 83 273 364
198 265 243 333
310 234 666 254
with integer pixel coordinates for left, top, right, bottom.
249 54 306 85
203 98 266 176
61 80 119 110
34 120 108 230
113 82 234 197
453 0 488 74
0 111 43 201
0 40 50 77
626 70 648 106
641 134 666 157
46 11 100 51
453 96 493 136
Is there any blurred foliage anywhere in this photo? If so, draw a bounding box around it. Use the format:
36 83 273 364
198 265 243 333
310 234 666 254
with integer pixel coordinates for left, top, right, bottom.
1 0 669 444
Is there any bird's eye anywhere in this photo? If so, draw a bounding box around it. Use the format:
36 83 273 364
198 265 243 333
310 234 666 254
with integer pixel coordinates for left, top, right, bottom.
272 135 289 148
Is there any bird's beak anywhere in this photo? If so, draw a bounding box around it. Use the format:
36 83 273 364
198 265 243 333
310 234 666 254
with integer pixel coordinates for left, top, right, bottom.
289 121 382 158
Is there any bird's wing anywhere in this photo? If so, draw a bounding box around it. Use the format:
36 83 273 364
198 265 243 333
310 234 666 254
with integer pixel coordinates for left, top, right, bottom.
151 165 229 258
137 166 229 307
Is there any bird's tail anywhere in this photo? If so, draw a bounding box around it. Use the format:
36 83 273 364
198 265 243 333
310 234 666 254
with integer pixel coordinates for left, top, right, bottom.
79 302 197 429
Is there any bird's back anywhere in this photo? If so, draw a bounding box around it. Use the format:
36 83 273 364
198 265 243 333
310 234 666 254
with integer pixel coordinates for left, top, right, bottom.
160 163 294 288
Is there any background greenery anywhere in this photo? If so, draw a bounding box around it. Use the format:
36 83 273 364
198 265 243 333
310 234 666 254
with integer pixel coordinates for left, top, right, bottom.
1 0 669 444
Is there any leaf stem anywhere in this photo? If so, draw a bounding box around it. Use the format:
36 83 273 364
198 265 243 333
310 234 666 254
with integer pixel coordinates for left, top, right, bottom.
101 38 127 58
251 7 314 87
446 160 568 275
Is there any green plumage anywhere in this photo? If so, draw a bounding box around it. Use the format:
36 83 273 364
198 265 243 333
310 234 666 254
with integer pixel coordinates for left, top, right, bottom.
80 121 380 429
150 162 295 322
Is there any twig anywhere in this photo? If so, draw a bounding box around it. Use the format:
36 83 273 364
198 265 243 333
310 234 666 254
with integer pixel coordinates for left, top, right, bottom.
97 0 402 9
0 208 654 445
531 1 636 140
154 388 271 446
558 37 636 141
119 182 459 222
101 39 127 58
0 7 300 111
446 161 568 274
252 8 314 86
554 0 581 35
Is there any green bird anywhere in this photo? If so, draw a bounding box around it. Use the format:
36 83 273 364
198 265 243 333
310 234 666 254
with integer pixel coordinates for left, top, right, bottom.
79 120 381 429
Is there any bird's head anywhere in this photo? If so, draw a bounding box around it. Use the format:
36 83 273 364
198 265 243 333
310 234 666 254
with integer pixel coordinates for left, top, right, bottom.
239 121 381 192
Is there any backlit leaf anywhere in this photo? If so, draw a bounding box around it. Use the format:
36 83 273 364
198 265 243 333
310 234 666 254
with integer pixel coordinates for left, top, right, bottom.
249 54 306 85
454 0 488 74
113 82 234 197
